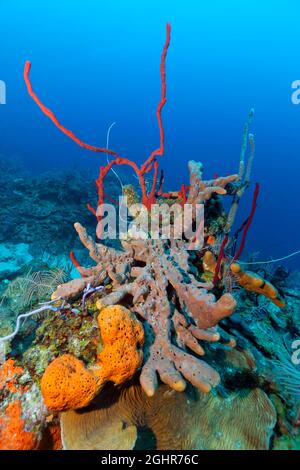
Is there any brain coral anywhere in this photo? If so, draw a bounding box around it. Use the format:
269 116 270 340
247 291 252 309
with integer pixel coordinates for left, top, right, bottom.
60 381 277 450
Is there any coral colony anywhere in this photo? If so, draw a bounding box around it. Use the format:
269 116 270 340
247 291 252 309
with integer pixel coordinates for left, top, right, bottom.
0 23 297 450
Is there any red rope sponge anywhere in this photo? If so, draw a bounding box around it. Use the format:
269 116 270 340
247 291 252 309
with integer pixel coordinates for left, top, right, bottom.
232 182 260 262
23 61 120 157
23 23 171 214
69 251 87 277
213 234 229 286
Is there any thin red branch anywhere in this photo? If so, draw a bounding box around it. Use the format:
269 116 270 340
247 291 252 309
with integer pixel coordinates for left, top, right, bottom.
232 182 260 262
141 22 171 172
70 251 86 277
148 160 159 204
86 203 97 217
24 24 171 238
103 193 119 205
213 234 229 286
178 184 188 206
24 62 120 157
157 170 165 196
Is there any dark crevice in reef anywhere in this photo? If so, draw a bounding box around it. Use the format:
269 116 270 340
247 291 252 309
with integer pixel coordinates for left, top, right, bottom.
134 427 157 450
222 370 261 392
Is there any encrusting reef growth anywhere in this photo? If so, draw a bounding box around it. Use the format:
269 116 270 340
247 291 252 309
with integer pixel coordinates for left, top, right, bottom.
0 23 298 450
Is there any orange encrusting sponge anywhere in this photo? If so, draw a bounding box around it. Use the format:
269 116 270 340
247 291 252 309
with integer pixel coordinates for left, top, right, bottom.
0 358 23 394
95 305 144 385
41 305 144 411
0 401 38 450
230 263 285 308
41 354 101 411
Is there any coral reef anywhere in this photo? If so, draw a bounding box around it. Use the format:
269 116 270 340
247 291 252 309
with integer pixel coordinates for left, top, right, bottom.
0 22 299 451
0 163 97 256
0 243 33 279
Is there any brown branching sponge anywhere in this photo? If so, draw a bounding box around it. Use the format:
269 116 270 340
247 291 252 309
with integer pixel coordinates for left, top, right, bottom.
52 161 238 397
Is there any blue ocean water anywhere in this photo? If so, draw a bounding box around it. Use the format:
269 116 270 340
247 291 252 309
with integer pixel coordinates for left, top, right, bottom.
0 0 299 268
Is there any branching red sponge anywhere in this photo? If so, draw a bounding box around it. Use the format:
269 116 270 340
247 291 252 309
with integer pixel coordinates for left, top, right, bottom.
233 183 260 262
24 23 171 220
